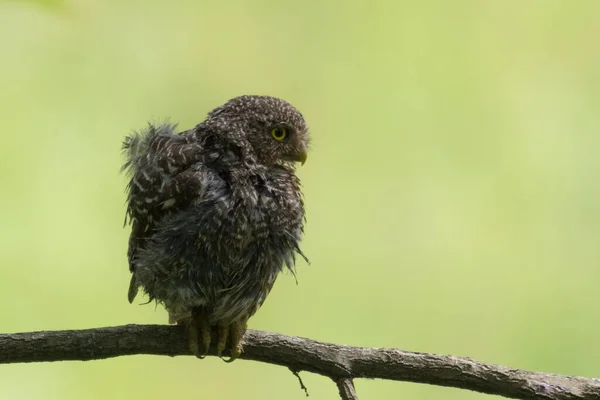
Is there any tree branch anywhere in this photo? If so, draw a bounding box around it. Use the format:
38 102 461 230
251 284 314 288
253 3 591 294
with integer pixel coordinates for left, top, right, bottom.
1 324 599 399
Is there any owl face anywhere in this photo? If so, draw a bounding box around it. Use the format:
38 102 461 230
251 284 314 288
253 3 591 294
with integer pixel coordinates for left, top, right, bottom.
207 95 309 166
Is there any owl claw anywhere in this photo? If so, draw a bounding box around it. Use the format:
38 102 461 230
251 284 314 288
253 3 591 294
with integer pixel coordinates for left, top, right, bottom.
220 320 246 362
221 344 242 363
198 317 211 358
188 308 211 359
187 311 247 361
216 323 228 358
187 324 200 357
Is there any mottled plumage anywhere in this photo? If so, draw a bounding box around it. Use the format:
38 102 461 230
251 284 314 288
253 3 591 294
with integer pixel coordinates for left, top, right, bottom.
122 95 309 359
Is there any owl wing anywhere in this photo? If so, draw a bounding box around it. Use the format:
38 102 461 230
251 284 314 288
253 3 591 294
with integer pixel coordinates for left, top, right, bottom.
122 123 204 303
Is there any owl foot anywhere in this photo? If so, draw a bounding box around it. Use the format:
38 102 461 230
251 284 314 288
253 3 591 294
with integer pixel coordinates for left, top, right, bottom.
217 320 247 362
216 323 228 358
188 308 211 359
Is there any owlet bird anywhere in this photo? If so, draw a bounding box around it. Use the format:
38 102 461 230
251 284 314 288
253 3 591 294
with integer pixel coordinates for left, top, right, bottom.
122 95 309 360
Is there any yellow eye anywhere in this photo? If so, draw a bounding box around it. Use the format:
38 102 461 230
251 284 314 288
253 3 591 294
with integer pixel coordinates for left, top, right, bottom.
271 126 288 141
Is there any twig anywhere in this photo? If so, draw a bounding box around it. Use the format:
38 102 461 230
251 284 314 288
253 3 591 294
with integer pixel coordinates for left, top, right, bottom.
290 368 310 397
335 378 358 400
0 324 599 400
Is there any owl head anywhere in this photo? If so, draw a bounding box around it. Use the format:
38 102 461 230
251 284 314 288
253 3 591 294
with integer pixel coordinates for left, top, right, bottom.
203 95 309 167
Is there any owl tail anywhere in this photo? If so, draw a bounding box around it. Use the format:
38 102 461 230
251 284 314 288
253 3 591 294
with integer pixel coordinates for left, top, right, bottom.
128 274 139 303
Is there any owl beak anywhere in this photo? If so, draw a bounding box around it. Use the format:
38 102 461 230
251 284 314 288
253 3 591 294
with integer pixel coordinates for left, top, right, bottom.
296 151 308 166
284 150 308 165
282 148 308 165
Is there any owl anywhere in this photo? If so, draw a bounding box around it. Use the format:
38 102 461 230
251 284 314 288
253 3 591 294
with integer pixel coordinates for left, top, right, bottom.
122 95 309 360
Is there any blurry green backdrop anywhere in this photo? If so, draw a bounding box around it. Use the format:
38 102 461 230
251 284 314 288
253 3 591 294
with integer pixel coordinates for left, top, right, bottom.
1 0 599 399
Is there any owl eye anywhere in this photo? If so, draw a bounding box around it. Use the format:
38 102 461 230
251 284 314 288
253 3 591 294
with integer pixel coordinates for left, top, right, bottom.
271 126 288 141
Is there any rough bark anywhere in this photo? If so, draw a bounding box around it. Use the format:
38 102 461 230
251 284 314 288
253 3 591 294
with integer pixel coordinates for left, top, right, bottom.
1 324 599 399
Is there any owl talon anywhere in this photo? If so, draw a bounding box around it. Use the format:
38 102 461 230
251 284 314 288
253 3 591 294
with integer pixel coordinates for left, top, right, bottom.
188 308 211 358
220 320 246 362
187 324 200 357
221 345 242 363
199 321 211 358
216 323 229 358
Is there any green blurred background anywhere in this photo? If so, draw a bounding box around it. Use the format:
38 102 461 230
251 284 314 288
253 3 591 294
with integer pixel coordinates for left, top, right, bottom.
1 0 599 399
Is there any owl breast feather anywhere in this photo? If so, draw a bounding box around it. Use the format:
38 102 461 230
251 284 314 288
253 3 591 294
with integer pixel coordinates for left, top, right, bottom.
133 165 304 323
